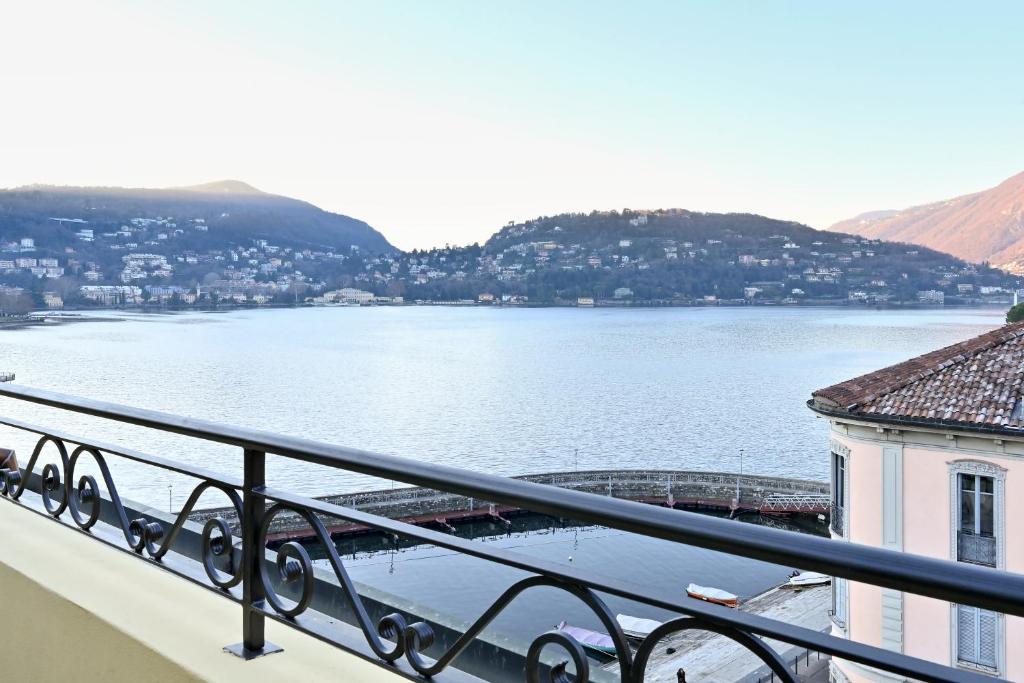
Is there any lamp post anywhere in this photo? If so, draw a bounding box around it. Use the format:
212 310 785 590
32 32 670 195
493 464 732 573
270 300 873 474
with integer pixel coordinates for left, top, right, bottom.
735 448 745 505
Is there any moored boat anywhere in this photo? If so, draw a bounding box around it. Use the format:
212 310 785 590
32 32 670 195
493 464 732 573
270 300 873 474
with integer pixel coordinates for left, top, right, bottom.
787 571 831 587
686 583 739 608
615 614 662 639
555 620 618 656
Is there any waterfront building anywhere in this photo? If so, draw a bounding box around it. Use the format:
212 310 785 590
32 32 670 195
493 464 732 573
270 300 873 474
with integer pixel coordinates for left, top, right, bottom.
336 287 374 304
809 323 1024 682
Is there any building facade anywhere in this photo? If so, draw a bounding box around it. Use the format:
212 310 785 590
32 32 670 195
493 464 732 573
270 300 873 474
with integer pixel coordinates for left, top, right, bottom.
810 323 1024 682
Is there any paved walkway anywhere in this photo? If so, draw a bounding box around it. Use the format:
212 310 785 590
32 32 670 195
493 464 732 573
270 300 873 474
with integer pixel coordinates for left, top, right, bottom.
625 585 831 683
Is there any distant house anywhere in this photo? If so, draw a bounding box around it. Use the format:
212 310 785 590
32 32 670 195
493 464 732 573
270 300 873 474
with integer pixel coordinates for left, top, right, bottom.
918 290 945 304
576 297 595 307
478 293 495 303
613 287 633 299
619 239 633 248
810 323 1024 681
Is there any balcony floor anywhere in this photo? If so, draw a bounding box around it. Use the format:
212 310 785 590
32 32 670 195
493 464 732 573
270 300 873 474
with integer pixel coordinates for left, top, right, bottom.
0 498 404 682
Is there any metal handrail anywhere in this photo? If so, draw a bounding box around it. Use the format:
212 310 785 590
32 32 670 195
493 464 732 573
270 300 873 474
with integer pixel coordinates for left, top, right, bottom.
0 382 1019 683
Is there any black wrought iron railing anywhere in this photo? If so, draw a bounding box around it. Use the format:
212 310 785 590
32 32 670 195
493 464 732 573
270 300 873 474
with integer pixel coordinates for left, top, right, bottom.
957 531 997 567
830 502 844 537
0 383 1021 683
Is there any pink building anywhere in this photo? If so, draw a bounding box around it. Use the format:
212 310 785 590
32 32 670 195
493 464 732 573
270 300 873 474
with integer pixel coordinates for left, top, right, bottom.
810 323 1024 682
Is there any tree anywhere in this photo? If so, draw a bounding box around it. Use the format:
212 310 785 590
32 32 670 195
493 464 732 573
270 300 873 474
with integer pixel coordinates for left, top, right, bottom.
1007 303 1024 323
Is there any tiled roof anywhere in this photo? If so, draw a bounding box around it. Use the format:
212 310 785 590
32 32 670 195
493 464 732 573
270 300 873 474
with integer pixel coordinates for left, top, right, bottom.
811 322 1024 430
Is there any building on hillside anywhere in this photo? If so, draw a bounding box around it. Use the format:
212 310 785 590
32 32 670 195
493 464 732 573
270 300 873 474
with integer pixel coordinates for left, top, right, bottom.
613 287 633 299
79 285 143 305
336 287 373 304
809 323 1024 682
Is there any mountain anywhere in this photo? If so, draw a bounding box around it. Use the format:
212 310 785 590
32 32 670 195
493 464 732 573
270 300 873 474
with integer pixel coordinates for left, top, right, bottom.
0 181 393 252
830 171 1024 272
175 180 267 195
397 209 1019 303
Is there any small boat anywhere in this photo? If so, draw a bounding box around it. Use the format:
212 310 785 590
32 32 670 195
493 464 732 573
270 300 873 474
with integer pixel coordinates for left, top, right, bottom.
788 571 831 587
686 583 739 608
555 621 617 656
616 614 662 639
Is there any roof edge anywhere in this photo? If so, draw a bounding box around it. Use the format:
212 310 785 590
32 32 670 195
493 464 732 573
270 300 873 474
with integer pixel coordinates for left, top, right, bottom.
811 322 1024 411
807 399 1024 438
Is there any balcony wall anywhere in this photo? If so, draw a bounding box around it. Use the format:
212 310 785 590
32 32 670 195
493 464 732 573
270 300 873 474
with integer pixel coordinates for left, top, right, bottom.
0 497 402 683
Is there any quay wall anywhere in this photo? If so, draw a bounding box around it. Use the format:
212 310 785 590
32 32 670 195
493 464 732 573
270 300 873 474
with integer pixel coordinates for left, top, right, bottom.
191 469 829 536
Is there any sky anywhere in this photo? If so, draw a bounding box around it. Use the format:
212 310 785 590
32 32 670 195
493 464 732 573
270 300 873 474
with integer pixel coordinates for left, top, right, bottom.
1 1 1022 250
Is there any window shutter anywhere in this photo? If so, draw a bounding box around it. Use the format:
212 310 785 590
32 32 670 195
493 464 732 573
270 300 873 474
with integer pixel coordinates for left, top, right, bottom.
978 609 998 668
836 578 848 623
957 605 978 663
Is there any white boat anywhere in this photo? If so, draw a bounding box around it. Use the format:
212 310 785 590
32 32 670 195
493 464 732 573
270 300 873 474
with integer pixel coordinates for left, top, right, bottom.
788 571 831 587
555 621 617 656
616 614 662 639
686 583 739 608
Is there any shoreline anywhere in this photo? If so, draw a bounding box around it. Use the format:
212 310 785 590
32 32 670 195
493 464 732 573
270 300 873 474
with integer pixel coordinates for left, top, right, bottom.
24 299 1015 315
0 300 1007 333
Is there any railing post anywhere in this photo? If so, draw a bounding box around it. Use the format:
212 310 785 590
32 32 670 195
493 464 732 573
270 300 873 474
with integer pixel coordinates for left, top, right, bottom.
225 448 282 659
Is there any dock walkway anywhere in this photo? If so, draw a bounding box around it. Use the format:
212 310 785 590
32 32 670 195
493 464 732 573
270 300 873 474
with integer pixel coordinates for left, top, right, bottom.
629 584 831 683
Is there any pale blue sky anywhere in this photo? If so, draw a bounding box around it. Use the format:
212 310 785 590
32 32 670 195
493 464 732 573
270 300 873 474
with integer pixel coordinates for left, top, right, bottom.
1 1 1021 248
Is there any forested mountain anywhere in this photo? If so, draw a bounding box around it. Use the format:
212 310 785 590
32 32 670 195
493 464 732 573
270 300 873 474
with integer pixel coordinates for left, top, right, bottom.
395 209 1018 304
0 182 1017 309
0 181 392 253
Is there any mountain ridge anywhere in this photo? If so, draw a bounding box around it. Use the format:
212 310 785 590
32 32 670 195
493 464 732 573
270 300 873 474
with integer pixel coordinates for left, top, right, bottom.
0 181 393 252
830 171 1024 271
396 208 1019 304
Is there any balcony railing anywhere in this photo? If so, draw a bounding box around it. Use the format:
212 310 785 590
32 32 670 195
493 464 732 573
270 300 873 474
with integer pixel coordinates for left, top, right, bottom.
0 383 1021 683
958 531 997 567
829 502 844 537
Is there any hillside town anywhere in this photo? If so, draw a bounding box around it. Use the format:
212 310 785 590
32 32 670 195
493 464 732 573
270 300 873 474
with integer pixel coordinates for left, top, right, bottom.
0 209 1020 312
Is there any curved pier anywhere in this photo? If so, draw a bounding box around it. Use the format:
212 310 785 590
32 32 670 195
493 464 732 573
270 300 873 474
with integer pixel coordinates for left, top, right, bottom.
191 469 829 542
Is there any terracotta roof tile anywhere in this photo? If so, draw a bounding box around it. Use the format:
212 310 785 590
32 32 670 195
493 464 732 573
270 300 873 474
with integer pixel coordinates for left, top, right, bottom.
811 322 1024 430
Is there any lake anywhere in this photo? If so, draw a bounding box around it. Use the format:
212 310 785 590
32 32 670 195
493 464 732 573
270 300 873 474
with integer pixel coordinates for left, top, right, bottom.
0 305 1005 652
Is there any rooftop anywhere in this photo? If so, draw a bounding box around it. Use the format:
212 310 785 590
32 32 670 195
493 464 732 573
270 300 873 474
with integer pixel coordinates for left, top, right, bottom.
810 321 1024 431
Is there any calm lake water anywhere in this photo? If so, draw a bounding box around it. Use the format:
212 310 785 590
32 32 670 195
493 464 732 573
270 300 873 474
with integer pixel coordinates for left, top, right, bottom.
0 306 1005 648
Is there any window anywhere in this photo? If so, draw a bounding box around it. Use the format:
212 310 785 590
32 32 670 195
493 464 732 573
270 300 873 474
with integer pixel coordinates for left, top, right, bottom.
958 474 993 537
957 605 997 670
832 451 846 508
830 449 847 536
948 460 1005 673
831 577 848 628
957 473 996 566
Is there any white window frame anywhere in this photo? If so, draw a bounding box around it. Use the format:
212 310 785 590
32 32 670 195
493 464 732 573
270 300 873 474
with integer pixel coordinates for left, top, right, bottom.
947 459 1005 674
830 439 851 539
831 576 849 631
829 439 851 634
